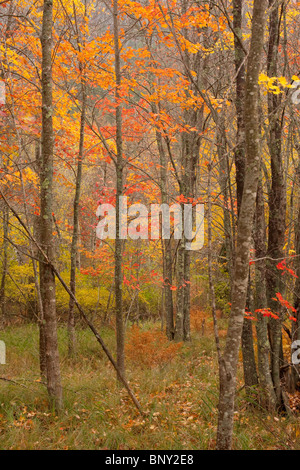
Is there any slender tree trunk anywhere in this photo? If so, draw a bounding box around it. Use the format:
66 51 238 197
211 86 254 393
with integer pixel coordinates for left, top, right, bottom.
40 0 63 411
266 0 286 406
242 274 258 393
208 158 222 368
183 249 191 342
68 0 88 356
34 142 47 379
175 126 200 342
254 178 277 409
68 85 86 357
164 238 174 340
35 222 47 380
291 156 300 390
172 1 202 340
216 0 268 449
174 237 185 341
0 206 8 328
217 119 233 279
233 0 258 387
233 0 246 212
113 0 125 377
155 128 174 340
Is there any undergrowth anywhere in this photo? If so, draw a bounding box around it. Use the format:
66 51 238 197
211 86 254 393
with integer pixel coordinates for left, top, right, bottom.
0 322 299 450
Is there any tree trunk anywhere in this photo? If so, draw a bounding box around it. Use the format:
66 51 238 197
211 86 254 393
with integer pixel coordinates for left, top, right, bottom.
254 178 276 410
155 127 174 340
174 237 185 341
233 0 246 212
113 0 125 378
266 0 286 406
242 278 258 393
216 0 268 449
291 158 300 390
34 142 47 379
40 0 63 412
0 206 8 328
217 119 234 279
68 84 86 357
233 0 258 388
183 249 191 342
233 0 257 389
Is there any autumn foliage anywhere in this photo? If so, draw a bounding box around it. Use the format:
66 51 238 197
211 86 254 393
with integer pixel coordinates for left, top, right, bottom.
125 325 182 368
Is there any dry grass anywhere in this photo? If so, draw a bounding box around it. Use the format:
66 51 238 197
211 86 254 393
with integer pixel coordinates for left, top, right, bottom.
0 322 299 450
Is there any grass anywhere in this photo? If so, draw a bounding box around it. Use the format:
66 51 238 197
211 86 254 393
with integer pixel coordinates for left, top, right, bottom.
0 321 299 450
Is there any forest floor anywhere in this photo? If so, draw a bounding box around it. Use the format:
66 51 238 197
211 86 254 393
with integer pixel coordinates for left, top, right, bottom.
0 320 300 450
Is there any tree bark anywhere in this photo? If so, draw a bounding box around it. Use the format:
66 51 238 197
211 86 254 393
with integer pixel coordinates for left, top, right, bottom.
291 156 300 390
113 0 125 377
233 0 246 212
68 84 86 357
155 127 174 340
254 177 276 410
233 0 258 393
216 0 268 449
174 237 185 341
0 206 8 328
266 0 286 406
241 279 258 393
40 0 63 411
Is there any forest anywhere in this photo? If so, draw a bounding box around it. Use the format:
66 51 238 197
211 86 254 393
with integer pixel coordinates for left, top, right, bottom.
0 0 300 452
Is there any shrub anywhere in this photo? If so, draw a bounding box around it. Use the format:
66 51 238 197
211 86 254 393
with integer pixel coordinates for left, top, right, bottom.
125 325 182 368
190 309 206 333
